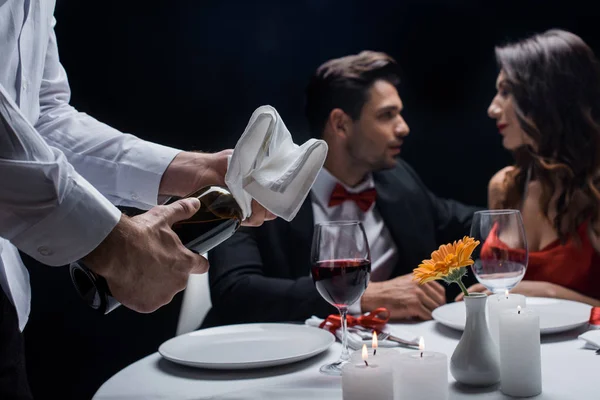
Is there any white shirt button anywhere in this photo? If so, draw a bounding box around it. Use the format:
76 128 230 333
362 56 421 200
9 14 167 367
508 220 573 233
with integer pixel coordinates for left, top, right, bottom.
130 192 139 201
37 246 53 256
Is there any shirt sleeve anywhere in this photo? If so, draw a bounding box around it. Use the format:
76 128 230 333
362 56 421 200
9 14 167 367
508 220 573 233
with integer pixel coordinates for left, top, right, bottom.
0 82 121 266
34 18 181 210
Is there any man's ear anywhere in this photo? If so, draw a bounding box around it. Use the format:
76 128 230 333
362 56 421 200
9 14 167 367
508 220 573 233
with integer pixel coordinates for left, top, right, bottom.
327 108 353 139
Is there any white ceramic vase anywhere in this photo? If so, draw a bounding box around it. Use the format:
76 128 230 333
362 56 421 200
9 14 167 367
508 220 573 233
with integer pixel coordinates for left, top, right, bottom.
450 293 500 387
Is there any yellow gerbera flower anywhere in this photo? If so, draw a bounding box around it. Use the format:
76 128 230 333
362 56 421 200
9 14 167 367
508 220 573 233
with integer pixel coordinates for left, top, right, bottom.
413 236 480 285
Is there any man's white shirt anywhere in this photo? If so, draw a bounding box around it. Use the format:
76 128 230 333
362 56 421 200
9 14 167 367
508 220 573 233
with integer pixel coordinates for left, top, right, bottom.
0 0 180 330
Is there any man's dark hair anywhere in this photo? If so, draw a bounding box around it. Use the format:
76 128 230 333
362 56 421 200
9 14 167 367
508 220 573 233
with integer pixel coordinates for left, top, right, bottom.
305 51 401 138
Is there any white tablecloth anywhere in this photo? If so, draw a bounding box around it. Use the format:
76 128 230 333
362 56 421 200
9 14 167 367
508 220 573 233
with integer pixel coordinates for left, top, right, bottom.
93 321 597 399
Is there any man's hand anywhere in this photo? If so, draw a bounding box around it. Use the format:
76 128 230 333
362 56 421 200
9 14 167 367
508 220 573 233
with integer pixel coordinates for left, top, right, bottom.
159 150 275 226
159 150 232 197
83 198 208 313
361 274 446 320
455 281 559 302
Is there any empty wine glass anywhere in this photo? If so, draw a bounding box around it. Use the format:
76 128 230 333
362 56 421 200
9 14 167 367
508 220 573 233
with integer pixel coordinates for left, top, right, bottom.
311 221 371 376
470 210 528 294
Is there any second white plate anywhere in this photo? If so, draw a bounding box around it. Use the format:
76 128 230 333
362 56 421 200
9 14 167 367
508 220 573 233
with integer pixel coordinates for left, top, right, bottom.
432 297 591 334
158 323 335 370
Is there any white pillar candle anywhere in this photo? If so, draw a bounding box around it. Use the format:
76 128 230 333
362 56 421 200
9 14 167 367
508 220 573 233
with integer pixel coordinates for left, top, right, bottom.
393 338 448 400
342 344 394 400
487 291 526 346
499 306 542 397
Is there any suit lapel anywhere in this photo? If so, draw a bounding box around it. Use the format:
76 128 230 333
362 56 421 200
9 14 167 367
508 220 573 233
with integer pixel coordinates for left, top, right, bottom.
374 171 406 248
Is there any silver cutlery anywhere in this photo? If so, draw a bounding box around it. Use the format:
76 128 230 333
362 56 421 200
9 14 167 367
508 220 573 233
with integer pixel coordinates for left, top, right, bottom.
349 326 420 348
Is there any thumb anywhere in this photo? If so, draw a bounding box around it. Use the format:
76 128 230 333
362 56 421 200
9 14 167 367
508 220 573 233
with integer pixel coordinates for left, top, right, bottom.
161 197 201 226
188 252 210 274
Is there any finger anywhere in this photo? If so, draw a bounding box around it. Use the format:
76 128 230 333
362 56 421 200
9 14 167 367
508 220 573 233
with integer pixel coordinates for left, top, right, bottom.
251 200 276 221
218 149 234 157
243 201 276 226
415 304 433 320
420 284 445 308
455 283 483 302
251 201 277 222
422 282 446 306
243 209 265 227
186 251 210 274
427 280 446 296
467 283 486 294
161 198 201 226
418 289 440 311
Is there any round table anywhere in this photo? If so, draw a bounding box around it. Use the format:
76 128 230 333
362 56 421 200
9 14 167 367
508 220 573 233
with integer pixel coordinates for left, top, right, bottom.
93 320 596 399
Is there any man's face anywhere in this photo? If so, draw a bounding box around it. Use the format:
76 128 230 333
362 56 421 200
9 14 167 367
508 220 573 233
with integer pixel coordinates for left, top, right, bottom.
345 80 410 172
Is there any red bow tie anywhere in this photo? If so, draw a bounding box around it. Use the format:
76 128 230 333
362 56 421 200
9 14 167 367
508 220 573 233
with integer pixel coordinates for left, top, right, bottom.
328 183 377 212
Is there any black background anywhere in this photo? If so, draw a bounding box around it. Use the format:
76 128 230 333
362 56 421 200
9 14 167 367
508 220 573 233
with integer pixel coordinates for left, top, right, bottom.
21 0 600 398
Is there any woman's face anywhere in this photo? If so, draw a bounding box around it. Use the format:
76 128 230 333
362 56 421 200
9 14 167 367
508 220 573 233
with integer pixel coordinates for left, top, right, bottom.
488 70 535 151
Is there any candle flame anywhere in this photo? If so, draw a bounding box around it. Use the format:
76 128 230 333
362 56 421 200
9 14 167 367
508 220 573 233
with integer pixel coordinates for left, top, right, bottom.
372 331 378 349
418 336 425 351
505 289 509 298
362 344 368 361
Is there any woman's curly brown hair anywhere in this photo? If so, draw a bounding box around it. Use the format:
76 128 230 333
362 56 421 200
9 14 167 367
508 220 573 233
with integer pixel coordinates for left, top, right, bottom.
495 29 600 243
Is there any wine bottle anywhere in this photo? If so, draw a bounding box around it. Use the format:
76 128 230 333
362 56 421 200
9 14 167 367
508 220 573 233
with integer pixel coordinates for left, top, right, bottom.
69 186 243 314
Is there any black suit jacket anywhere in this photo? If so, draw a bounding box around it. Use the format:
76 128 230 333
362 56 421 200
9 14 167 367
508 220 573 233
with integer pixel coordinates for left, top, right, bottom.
202 160 482 328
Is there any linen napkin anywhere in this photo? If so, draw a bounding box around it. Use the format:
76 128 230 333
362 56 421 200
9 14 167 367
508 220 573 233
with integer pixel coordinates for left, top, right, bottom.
305 315 419 351
578 329 600 350
225 105 328 222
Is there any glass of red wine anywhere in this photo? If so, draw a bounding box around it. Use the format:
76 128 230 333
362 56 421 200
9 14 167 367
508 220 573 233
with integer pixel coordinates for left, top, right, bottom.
311 221 371 375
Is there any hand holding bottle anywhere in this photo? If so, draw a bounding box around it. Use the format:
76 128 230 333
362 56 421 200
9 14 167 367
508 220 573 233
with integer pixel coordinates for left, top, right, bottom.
81 197 208 313
159 150 276 226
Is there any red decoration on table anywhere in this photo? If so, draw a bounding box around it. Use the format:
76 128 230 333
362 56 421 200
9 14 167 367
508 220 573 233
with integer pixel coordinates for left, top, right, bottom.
319 307 390 334
590 307 600 326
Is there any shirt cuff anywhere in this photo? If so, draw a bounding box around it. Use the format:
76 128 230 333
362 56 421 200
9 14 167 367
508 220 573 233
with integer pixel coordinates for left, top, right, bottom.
11 174 121 266
115 141 181 207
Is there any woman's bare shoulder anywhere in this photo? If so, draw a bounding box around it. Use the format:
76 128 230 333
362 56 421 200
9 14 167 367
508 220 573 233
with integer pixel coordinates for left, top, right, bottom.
488 166 515 208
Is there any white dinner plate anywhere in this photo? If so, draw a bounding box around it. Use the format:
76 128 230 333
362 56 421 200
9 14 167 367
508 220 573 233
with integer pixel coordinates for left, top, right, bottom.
158 323 335 370
432 297 592 334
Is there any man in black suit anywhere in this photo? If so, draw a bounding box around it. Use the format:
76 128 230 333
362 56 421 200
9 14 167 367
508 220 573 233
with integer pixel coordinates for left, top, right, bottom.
202 51 481 328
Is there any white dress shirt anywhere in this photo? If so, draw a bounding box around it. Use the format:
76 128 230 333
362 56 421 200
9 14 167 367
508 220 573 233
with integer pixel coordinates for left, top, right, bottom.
0 0 181 330
310 168 398 315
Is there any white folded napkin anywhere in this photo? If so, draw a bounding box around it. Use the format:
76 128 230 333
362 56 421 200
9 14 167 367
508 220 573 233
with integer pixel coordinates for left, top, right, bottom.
225 105 328 222
578 329 600 350
305 315 419 351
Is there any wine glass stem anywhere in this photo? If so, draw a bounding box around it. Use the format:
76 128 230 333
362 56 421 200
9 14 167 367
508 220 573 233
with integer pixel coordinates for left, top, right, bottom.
339 307 350 362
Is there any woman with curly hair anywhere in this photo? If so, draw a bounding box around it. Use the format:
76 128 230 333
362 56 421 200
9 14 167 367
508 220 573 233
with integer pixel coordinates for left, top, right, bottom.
459 29 600 306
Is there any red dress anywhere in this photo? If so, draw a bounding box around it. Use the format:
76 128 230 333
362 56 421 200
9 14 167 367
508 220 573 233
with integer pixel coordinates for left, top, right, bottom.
481 222 600 300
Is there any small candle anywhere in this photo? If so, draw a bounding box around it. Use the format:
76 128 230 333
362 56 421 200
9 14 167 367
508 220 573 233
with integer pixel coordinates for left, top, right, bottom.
487 290 526 346
349 330 395 363
342 344 394 400
394 338 448 400
499 306 542 397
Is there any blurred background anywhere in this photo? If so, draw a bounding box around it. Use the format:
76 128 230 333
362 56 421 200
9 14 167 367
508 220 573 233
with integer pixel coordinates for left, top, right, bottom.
22 0 598 398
